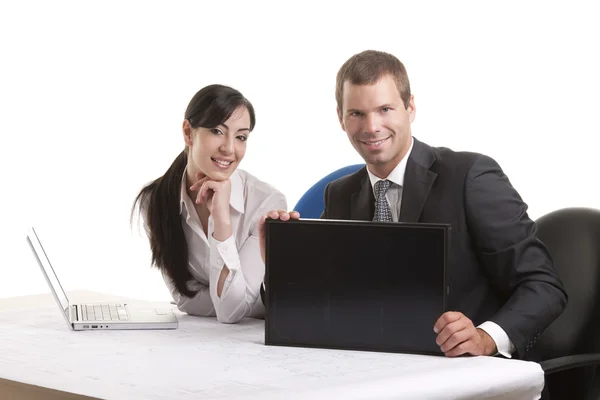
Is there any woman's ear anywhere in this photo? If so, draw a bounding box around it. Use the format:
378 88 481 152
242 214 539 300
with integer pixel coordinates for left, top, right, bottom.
182 119 194 146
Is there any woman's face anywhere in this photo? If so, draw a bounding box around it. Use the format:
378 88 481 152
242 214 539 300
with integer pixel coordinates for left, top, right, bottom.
183 106 251 181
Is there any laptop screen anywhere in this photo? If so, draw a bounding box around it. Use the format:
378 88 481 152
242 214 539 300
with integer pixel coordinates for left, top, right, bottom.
27 228 70 320
264 218 450 355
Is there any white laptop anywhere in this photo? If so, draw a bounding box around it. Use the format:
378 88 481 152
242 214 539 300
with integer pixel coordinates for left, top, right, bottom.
27 227 178 331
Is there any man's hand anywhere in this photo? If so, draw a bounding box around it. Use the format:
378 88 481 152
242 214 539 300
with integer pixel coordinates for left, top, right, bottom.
258 209 300 264
434 311 497 357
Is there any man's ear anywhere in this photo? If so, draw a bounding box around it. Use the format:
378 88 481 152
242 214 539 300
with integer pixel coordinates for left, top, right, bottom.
182 119 194 146
337 107 345 131
407 95 417 124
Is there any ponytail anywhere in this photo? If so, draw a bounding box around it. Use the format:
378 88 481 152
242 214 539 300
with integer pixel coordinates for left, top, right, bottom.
132 150 199 297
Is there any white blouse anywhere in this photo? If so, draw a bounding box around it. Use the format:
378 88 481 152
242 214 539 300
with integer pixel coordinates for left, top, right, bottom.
143 168 286 323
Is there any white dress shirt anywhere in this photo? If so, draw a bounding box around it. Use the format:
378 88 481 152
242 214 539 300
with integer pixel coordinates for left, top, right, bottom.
143 168 286 323
366 137 515 357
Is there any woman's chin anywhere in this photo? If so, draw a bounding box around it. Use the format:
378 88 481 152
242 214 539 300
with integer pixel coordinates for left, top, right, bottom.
205 168 235 181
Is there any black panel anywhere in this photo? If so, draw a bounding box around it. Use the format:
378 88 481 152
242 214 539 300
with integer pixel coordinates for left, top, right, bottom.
264 218 451 355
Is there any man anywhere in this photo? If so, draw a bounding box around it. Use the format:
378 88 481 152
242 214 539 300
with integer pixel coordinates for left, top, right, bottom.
260 50 567 360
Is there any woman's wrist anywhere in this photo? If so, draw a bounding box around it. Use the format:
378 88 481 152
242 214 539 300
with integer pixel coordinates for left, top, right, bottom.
212 219 232 242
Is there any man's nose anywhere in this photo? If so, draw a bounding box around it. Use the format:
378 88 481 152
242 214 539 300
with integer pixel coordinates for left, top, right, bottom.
364 113 381 135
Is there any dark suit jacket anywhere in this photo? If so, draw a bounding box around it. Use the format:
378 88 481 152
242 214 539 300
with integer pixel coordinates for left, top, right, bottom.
321 137 567 360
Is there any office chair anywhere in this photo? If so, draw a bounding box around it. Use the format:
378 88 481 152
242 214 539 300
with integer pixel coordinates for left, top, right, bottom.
293 164 364 218
535 207 600 400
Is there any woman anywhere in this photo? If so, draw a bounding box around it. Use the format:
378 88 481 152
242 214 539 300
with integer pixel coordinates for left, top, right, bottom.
133 84 286 323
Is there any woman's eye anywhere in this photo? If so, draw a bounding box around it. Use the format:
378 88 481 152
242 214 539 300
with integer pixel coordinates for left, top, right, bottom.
211 128 223 135
237 135 247 142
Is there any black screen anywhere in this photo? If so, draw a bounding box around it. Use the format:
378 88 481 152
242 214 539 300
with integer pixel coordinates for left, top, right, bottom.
265 219 450 355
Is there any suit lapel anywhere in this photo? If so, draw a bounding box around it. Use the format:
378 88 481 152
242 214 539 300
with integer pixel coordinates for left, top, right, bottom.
350 173 374 220
347 138 437 222
399 138 438 222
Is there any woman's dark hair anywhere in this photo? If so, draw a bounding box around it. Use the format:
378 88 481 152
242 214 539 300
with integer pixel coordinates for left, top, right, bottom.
132 84 256 298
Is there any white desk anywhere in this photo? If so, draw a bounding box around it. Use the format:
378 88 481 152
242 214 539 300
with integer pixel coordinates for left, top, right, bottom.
0 291 544 400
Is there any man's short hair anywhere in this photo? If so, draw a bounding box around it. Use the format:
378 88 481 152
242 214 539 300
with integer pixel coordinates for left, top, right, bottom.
336 50 411 112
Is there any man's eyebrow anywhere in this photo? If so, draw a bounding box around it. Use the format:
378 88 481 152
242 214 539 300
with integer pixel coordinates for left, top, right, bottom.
347 103 397 113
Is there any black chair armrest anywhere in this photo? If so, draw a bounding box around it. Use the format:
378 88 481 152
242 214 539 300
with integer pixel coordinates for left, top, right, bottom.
541 353 600 375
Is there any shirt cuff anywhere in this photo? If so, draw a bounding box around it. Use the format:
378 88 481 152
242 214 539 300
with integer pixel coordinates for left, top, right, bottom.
209 234 241 271
478 321 515 358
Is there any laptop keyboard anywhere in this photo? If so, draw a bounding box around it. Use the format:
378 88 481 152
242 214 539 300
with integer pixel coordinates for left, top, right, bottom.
81 304 128 321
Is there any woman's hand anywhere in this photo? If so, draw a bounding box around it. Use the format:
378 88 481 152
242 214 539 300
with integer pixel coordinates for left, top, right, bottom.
190 172 232 241
258 209 300 264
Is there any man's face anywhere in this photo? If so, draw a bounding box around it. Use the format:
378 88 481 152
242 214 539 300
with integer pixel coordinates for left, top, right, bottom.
338 74 416 178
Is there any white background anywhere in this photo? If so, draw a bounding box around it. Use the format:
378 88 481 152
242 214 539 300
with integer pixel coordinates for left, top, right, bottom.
1 1 598 301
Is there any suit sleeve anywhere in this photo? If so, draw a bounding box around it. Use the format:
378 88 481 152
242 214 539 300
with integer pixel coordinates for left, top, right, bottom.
320 182 331 219
464 154 567 358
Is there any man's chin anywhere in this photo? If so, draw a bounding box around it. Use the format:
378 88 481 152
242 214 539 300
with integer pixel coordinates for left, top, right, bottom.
362 154 391 166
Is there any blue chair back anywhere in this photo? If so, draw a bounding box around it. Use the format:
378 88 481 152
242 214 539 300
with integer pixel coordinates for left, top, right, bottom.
294 164 364 218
